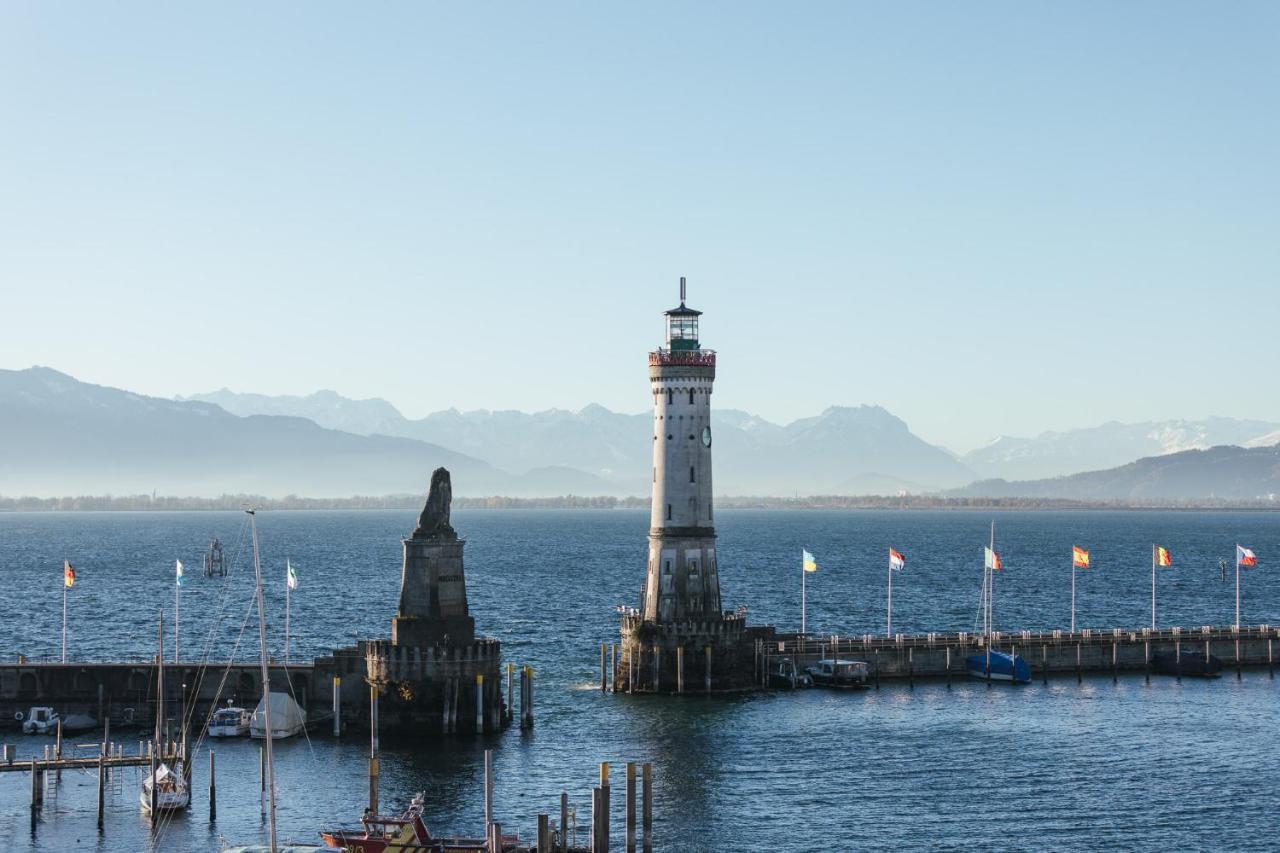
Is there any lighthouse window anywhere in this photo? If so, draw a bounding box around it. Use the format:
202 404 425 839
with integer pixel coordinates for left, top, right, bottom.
688 389 694 404
690 466 695 483
666 503 672 520
666 389 672 405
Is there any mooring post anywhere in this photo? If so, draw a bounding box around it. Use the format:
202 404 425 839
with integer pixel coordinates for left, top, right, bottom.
476 674 485 732
369 684 380 815
560 791 569 853
332 676 342 737
208 749 217 821
600 762 611 851
3 744 11 765
625 761 637 853
538 813 551 852
150 749 158 816
31 760 42 811
97 750 106 830
704 645 712 693
507 663 514 722
676 646 684 694
484 749 494 829
259 745 266 818
591 787 603 852
489 820 502 853
642 762 653 853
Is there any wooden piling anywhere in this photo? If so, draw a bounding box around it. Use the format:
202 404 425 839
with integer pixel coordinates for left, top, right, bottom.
591 787 604 853
31 760 42 811
208 750 217 821
333 676 342 737
97 750 105 830
676 646 684 694
625 762 637 853
561 791 569 853
642 762 653 853
538 813 551 853
507 663 514 721
599 762 611 851
484 749 494 829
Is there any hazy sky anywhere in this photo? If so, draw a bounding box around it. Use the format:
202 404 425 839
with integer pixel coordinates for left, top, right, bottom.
2 4 1276 453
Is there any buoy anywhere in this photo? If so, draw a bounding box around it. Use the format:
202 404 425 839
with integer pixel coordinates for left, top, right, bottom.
14 711 24 722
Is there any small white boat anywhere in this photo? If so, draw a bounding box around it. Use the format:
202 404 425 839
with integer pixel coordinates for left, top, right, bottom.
805 658 870 688
21 707 59 735
140 762 191 812
209 705 251 737
250 692 307 740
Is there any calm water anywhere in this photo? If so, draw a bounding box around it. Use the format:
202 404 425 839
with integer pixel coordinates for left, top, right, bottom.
1 508 1278 851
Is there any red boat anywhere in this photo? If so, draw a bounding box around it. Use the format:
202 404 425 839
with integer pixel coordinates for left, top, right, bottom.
320 794 521 853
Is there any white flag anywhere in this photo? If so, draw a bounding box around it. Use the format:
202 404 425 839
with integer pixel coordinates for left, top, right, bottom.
286 559 298 591
175 559 184 587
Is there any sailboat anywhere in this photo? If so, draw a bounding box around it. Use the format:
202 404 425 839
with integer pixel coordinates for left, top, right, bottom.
141 610 191 812
965 522 1030 684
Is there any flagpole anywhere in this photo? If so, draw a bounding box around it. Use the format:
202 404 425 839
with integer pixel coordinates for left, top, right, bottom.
1071 558 1076 634
800 557 806 638
886 556 893 637
1151 544 1156 631
285 559 291 666
61 581 68 664
174 574 180 664
1235 544 1241 630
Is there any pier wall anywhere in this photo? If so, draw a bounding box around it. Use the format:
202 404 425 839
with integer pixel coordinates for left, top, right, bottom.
761 625 1279 682
616 612 775 693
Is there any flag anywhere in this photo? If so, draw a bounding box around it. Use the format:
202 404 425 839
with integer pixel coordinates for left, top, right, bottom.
1237 545 1257 567
175 559 184 587
984 546 1002 571
802 549 817 573
287 558 299 590
1072 546 1090 569
889 548 906 571
1156 546 1172 567
63 560 76 588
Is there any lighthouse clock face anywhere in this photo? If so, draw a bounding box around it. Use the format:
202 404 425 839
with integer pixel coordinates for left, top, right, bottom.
702 425 712 447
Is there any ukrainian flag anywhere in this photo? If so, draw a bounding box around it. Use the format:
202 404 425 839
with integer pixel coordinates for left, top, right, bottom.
802 549 817 573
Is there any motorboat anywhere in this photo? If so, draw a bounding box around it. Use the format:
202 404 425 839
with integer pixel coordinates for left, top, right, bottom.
61 713 98 732
209 704 252 737
21 707 59 734
768 657 812 689
250 692 307 739
1151 650 1222 678
965 649 1031 683
321 793 520 852
805 658 869 688
140 761 191 812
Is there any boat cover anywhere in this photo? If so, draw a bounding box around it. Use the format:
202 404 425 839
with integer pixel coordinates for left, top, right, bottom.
250 692 307 738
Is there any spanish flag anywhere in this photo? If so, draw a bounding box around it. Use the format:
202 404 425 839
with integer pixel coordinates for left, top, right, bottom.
1156 546 1172 567
802 549 818 573
1072 546 1090 569
63 560 76 588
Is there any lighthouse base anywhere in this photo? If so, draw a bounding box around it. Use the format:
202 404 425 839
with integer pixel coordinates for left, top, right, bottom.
616 612 775 694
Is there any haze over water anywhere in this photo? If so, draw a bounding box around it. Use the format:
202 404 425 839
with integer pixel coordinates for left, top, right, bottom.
1 508 1278 850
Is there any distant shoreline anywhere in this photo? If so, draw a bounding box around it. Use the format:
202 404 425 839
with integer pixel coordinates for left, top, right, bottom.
1 494 1277 513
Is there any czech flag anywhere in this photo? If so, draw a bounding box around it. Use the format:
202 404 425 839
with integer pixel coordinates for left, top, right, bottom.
984 546 1002 571
63 560 76 588
1237 545 1257 567
1156 546 1172 567
802 549 818 573
889 548 906 571
1072 546 1090 569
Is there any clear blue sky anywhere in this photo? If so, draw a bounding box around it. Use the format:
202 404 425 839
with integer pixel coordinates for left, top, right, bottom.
2 3 1276 452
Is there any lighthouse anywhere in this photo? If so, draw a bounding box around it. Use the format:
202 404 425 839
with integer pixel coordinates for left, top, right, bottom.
618 279 773 694
642 277 721 621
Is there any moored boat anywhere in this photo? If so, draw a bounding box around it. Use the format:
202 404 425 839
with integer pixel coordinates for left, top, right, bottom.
965 649 1031 683
805 658 869 688
209 704 252 737
321 793 520 852
250 691 307 739
140 762 191 812
1151 650 1222 678
768 657 812 689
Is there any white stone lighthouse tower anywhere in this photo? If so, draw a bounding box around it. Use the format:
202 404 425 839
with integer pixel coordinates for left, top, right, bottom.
641 278 721 622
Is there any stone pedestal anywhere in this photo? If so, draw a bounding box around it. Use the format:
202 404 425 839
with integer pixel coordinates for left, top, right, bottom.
392 537 475 647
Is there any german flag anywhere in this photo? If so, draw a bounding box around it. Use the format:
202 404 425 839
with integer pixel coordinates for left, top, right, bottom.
1155 546 1172 567
1072 546 1090 568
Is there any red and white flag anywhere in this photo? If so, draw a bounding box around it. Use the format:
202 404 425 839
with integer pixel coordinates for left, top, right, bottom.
889 548 906 571
1237 545 1257 567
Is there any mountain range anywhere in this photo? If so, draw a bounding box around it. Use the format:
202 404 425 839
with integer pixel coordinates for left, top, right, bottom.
3 366 1279 500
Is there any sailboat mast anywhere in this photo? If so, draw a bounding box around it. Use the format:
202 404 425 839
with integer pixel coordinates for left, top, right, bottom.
987 521 996 637
249 510 278 853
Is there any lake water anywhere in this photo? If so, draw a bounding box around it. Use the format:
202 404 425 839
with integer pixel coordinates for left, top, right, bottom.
1 508 1278 850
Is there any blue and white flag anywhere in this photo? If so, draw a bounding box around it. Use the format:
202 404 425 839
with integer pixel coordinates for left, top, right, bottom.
286 559 299 591
175 559 184 587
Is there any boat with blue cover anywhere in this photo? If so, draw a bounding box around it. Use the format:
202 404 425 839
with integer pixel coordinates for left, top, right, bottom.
965 649 1031 683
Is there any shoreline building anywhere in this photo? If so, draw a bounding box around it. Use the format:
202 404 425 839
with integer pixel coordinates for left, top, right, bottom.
617 280 774 693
